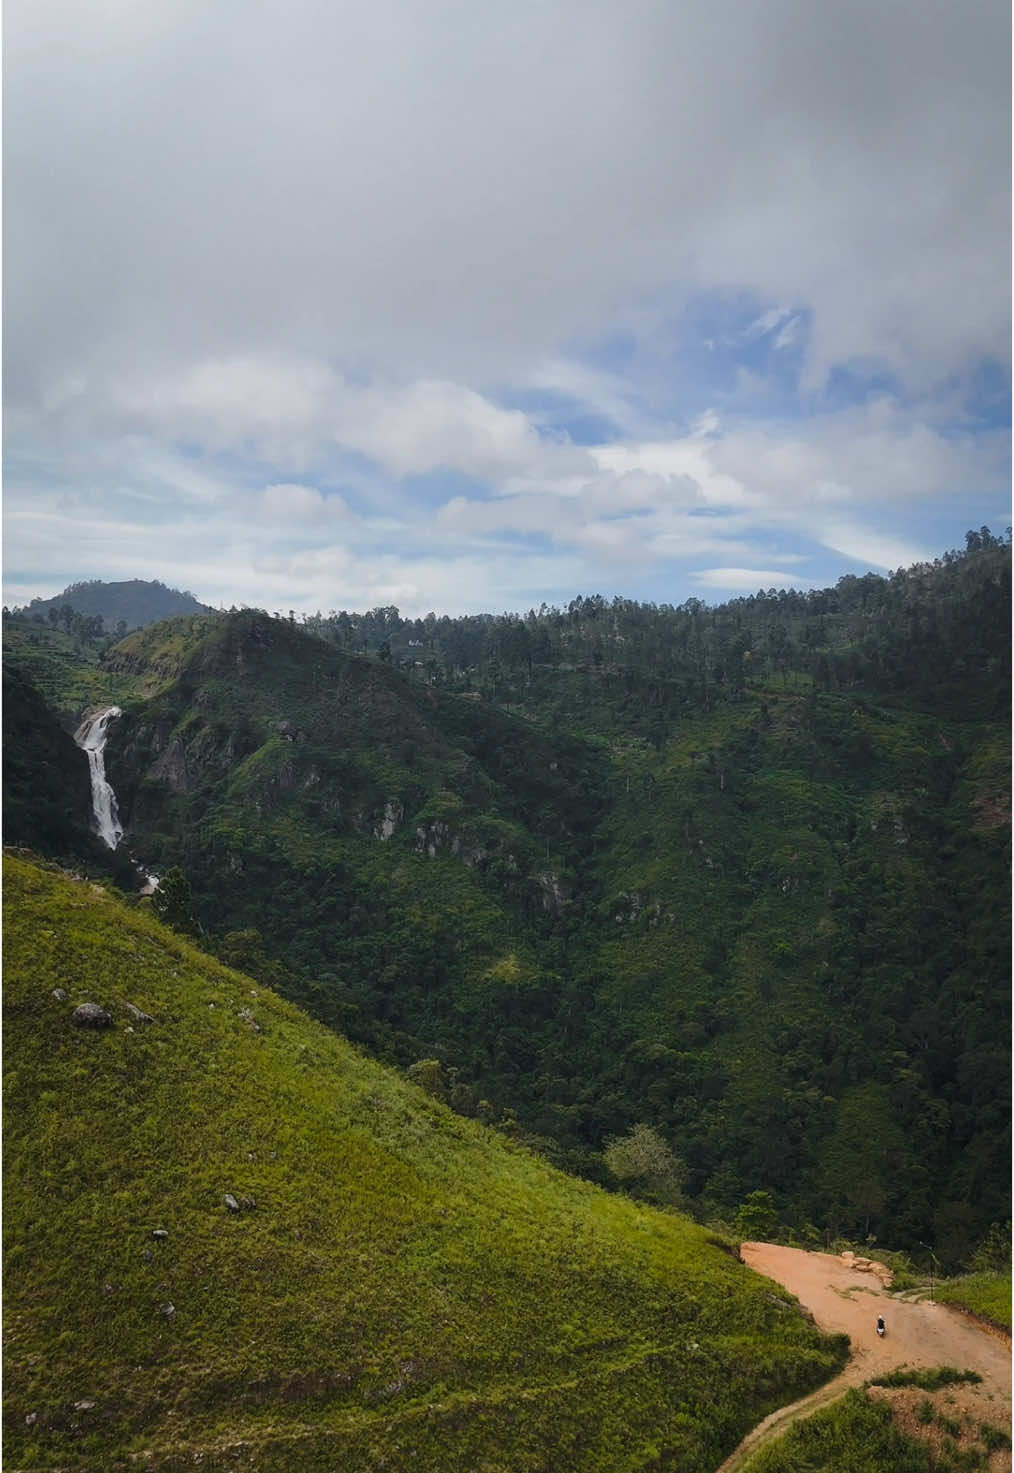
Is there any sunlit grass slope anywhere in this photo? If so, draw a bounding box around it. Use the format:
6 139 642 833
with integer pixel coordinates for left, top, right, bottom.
935 1272 1012 1332
3 854 846 1472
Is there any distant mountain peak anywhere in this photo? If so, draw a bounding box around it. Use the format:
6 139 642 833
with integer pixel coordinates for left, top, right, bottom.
14 578 209 633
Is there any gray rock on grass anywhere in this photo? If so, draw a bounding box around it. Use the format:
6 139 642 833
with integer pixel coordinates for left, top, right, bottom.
224 1193 257 1212
72 1002 113 1028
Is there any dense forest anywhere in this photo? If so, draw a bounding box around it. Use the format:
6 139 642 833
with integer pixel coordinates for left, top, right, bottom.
3 534 1010 1271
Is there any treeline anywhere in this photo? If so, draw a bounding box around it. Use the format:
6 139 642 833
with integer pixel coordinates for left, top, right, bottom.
294 530 1010 717
4 602 126 646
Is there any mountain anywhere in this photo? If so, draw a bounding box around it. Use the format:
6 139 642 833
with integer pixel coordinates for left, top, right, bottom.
2 853 846 1471
4 537 1010 1269
11 578 210 634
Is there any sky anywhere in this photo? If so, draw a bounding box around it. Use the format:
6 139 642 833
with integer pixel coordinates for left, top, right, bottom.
3 0 1010 617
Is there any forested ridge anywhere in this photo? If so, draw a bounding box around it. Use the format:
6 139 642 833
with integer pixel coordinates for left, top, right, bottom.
3 534 1010 1269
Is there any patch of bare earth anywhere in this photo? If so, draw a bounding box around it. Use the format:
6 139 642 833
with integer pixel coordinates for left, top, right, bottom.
869 1384 1012 1473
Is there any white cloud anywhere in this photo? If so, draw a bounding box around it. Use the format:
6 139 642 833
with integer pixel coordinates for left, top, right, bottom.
253 484 352 524
692 567 820 591
335 380 589 482
3 0 1008 614
814 525 935 572
773 316 800 351
749 307 794 338
5 0 1008 401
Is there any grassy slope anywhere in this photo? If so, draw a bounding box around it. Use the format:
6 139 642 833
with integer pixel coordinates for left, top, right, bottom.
739 1388 959 1472
3 854 847 1473
934 1273 1012 1332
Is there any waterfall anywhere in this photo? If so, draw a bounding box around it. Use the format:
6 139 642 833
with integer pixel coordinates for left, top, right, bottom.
74 706 124 849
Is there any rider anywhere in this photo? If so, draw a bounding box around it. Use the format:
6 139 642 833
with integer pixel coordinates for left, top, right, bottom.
876 1314 886 1335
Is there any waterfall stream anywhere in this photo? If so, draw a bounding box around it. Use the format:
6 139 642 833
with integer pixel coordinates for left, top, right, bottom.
74 706 124 849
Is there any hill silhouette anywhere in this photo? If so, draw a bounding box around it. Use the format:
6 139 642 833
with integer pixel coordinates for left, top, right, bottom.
13 578 209 633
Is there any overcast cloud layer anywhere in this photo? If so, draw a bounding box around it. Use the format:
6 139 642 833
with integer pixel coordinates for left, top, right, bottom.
4 0 1010 615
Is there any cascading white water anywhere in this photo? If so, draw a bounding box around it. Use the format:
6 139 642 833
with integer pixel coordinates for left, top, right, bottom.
74 706 124 848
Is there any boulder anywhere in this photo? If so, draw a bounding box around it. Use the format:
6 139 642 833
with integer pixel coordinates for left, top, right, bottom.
72 1002 113 1029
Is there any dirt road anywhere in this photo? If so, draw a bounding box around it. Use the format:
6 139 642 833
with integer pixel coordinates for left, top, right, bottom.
717 1243 1011 1471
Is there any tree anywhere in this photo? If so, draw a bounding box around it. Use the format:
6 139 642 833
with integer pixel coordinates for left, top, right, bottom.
151 866 194 932
969 1221 1012 1274
604 1123 686 1207
735 1190 779 1242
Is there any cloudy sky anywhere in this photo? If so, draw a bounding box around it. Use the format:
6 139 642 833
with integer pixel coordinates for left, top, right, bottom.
4 0 1010 616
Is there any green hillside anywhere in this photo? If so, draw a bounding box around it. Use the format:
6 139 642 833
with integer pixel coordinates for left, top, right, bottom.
3 853 847 1471
3 537 1009 1268
1 620 139 722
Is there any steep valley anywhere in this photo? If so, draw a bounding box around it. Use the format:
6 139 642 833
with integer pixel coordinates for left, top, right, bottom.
4 542 1010 1268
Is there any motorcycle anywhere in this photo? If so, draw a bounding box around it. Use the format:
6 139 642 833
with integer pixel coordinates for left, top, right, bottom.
876 1316 886 1338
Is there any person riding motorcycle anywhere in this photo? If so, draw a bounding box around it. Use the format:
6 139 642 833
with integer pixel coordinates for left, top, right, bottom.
876 1315 886 1337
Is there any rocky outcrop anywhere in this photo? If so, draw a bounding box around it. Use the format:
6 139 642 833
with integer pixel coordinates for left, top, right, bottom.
611 891 674 927
538 871 570 915
414 821 488 866
374 801 404 840
840 1250 894 1287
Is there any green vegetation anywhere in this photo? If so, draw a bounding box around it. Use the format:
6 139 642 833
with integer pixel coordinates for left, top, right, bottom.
740 1388 999 1473
3 853 848 1471
867 1369 982 1391
979 1422 1012 1453
4 536 1009 1270
934 1273 1012 1332
1 620 137 720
